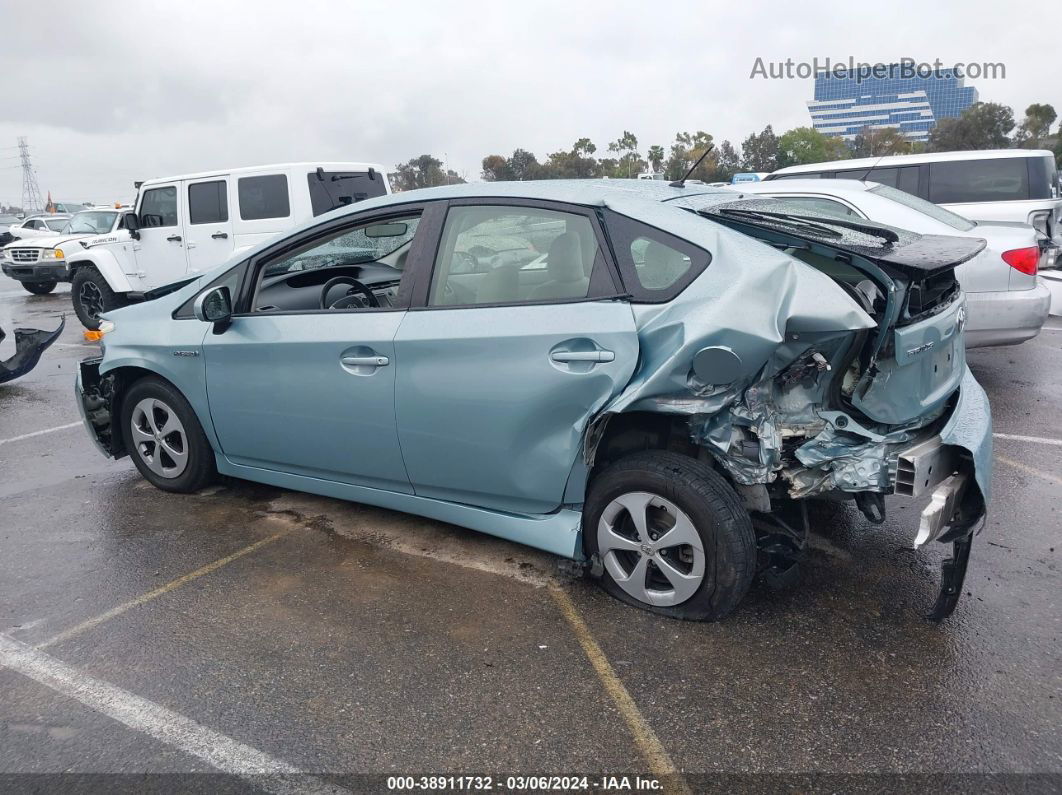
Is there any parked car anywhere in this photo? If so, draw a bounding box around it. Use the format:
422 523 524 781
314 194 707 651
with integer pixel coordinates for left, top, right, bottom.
64 162 390 329
76 180 992 622
726 178 1051 347
765 149 1062 260
1 208 131 295
6 214 72 240
0 213 22 246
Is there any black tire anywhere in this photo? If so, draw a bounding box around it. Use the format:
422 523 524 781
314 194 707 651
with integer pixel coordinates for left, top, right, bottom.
584 451 756 621
121 376 216 493
71 266 125 330
23 280 57 295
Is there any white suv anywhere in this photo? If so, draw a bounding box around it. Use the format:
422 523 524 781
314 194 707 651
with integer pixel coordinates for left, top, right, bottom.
62 162 389 328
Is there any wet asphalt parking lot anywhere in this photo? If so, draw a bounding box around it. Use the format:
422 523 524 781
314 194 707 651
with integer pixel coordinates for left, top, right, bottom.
0 284 1059 793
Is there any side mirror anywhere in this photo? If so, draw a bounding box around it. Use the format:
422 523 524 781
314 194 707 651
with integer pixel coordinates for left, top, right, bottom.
193 285 233 328
123 213 140 240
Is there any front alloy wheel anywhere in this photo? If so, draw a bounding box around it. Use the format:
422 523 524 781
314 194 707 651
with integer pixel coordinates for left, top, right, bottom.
129 397 189 478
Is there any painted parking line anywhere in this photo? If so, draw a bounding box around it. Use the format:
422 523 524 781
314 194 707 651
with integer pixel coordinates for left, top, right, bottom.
993 433 1062 447
0 421 83 446
996 454 1062 487
38 528 291 649
549 586 692 794
0 634 349 795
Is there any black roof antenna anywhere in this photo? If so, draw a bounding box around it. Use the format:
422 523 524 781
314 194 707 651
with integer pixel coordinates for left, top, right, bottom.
670 144 715 188
855 151 888 182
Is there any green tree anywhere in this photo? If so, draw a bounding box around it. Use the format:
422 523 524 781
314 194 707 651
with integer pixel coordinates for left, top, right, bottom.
647 145 665 173
392 154 463 191
926 102 1015 151
508 148 540 180
664 131 715 181
848 126 912 158
573 138 597 157
1014 103 1058 148
776 127 849 168
481 154 514 181
740 125 779 172
540 140 599 179
608 130 640 178
713 140 741 182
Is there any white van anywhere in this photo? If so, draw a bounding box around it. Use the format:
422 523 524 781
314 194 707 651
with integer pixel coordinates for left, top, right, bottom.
766 150 1061 252
62 162 389 328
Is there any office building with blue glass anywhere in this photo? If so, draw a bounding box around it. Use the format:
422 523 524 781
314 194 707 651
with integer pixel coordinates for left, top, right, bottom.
807 67 977 142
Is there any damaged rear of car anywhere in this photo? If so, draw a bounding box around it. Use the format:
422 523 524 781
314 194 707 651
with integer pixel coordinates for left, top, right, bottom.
585 195 990 619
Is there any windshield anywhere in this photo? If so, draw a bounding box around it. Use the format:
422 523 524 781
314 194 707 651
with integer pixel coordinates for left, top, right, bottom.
45 218 70 232
868 184 976 231
65 211 119 235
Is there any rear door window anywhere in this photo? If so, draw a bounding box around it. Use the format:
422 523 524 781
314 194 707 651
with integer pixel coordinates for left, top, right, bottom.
238 174 290 220
188 180 229 224
307 171 388 216
929 159 1030 203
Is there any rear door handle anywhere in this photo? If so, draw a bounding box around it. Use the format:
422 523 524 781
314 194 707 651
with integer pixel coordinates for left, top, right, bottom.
166 235 182 243
550 350 615 363
342 355 389 367
211 231 229 239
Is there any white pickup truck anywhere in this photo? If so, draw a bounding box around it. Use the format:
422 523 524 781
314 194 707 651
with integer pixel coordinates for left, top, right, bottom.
5 162 389 328
1 208 126 294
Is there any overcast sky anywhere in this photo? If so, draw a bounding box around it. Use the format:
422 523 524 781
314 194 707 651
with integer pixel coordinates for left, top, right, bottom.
0 0 1052 205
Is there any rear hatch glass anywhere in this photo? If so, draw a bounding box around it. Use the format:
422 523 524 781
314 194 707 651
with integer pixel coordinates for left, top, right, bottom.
307 170 388 216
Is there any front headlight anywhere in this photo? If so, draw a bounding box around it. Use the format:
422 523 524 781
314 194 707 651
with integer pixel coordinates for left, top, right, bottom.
98 320 116 335
41 248 64 260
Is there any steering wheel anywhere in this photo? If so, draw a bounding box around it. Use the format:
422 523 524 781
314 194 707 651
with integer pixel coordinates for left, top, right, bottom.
320 275 380 310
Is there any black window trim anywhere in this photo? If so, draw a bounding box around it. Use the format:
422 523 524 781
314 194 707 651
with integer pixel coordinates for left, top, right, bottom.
226 200 445 318
600 208 712 303
407 197 625 311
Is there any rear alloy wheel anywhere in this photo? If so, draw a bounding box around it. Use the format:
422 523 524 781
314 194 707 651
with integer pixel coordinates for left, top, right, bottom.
22 280 57 295
71 267 125 330
122 377 216 493
584 452 756 621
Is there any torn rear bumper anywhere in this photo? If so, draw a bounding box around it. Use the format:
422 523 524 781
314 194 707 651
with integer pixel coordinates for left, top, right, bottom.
915 368 992 619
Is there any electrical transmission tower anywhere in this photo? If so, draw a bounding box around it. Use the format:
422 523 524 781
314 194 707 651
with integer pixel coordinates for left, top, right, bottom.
18 137 44 214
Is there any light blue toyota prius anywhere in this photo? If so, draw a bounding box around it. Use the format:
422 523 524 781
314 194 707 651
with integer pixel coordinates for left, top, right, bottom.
76 180 992 621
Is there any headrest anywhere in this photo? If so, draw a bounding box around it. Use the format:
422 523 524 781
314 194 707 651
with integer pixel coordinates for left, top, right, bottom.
547 232 584 282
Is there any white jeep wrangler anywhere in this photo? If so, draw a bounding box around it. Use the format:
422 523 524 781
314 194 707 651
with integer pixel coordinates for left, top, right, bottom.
63 162 389 328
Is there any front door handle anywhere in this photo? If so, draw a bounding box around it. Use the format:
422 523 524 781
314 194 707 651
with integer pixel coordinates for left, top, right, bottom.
342 355 389 367
211 231 229 240
166 234 182 243
550 350 615 363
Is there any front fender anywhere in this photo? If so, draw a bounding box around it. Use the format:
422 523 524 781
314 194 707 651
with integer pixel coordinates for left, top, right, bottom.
66 247 135 293
100 336 218 453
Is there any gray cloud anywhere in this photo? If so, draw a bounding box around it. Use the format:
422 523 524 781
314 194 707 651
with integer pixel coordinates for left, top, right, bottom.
0 0 1050 204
